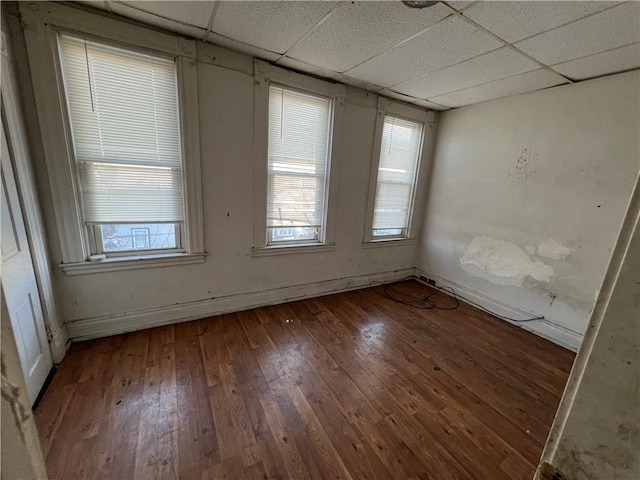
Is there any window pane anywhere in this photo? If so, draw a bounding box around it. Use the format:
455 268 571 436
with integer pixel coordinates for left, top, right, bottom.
268 226 319 243
373 228 404 238
100 224 177 252
58 34 184 227
267 85 331 244
372 116 422 237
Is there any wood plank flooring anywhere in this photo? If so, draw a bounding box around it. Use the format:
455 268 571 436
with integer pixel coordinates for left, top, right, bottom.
35 280 575 479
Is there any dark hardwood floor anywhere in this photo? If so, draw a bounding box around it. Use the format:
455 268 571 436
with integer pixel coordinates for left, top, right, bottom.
35 280 575 479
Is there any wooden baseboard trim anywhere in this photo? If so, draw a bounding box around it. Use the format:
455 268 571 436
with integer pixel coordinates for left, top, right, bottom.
414 268 583 351
66 268 415 341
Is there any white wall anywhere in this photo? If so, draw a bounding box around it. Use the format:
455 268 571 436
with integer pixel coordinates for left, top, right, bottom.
538 176 639 479
14 3 638 349
15 23 430 339
417 71 640 349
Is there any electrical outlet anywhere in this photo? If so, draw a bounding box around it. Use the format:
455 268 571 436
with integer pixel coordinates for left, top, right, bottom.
419 275 437 287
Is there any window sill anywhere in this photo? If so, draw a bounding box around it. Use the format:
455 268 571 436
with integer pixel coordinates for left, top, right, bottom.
252 243 335 257
362 238 415 249
60 252 207 275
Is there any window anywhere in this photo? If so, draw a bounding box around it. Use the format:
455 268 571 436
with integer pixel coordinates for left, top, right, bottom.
370 115 423 240
266 85 332 245
99 224 177 252
58 34 184 256
253 60 344 256
20 3 204 273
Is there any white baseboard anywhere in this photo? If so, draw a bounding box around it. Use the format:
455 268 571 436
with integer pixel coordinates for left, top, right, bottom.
66 268 415 341
414 269 582 352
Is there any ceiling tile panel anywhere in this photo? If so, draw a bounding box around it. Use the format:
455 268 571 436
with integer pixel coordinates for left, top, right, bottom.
394 47 538 99
204 31 282 63
345 16 502 87
428 69 568 108
212 1 339 55
515 2 640 66
412 99 451 111
551 43 640 80
463 1 617 44
334 73 384 94
118 1 214 28
378 88 424 104
447 1 477 12
109 2 207 38
286 1 451 73
275 56 340 80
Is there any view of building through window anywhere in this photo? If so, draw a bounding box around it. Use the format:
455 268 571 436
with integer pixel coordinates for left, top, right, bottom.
267 85 331 244
99 224 177 252
372 115 422 238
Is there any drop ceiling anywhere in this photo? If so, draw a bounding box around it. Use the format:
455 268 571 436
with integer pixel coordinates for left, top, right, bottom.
79 1 640 110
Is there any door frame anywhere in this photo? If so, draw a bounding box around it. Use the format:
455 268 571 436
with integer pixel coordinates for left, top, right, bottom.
1 18 68 363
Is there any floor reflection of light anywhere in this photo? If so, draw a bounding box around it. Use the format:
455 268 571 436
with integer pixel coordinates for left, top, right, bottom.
358 320 387 353
263 341 307 378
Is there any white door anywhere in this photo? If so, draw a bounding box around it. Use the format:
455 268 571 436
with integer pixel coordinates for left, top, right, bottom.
1 117 53 406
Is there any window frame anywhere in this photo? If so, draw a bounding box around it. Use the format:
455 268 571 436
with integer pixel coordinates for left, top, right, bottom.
265 83 333 247
19 2 205 273
363 97 429 246
252 60 345 257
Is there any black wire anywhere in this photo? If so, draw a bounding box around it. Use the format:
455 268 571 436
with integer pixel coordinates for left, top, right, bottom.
370 276 544 323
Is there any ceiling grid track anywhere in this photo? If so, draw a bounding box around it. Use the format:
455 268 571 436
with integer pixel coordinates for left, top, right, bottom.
386 45 504 90
440 1 575 84
274 1 342 65
203 1 220 44
341 11 457 75
73 0 640 110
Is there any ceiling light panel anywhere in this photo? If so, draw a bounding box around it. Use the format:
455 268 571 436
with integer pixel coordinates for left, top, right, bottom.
551 43 640 81
117 1 214 29
286 1 451 73
346 15 502 87
393 47 539 98
428 68 568 107
463 1 618 44
514 2 640 66
212 1 339 55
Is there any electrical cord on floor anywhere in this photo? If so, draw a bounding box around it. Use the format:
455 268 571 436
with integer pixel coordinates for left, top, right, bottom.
370 276 545 323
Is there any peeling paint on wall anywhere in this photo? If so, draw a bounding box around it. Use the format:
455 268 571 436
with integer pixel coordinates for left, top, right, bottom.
460 236 554 287
538 238 572 260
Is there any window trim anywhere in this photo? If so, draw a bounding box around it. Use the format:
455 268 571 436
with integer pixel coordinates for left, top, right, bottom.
60 252 207 275
363 97 429 246
19 2 205 272
253 59 345 256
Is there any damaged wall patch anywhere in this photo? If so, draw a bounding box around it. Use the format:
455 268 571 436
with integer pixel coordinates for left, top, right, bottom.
538 238 572 260
460 236 554 286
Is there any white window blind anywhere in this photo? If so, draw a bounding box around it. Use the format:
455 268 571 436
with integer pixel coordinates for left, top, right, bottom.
267 85 331 243
372 115 422 238
58 34 183 225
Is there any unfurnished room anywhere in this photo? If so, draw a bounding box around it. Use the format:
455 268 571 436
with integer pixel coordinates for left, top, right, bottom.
0 1 638 479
